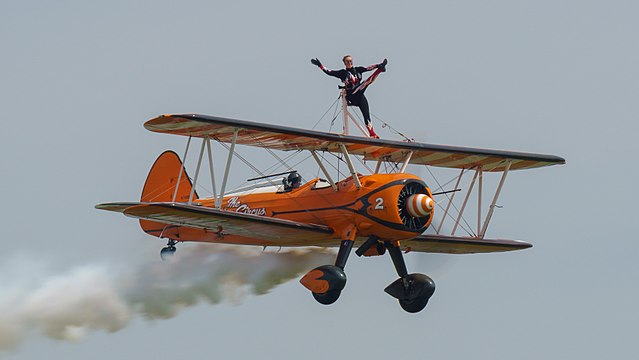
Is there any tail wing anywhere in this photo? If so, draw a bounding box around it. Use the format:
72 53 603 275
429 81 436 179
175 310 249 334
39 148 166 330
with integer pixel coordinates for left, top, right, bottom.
138 150 197 237
141 150 196 202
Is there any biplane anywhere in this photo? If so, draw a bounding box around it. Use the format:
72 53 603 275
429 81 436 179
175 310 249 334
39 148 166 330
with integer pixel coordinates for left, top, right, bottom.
96 110 564 313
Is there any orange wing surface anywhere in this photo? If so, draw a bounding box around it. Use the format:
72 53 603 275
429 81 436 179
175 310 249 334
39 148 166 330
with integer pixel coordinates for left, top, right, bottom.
120 203 334 244
144 114 565 172
96 202 531 253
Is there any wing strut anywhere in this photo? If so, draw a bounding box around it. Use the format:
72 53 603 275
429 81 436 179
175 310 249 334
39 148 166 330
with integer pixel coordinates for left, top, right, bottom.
310 150 338 191
452 167 479 236
205 136 218 202
438 160 512 239
477 166 483 235
217 128 238 208
479 160 511 238
339 143 361 189
189 136 207 204
436 168 465 234
173 136 192 202
374 159 382 174
399 151 414 173
183 136 219 206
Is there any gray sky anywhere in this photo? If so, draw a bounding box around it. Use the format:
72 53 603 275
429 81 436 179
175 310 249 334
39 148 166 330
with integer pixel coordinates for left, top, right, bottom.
1 0 638 358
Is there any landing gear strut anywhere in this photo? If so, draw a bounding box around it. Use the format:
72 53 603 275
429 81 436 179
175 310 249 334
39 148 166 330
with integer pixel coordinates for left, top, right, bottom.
301 239 353 305
383 241 435 313
160 239 177 261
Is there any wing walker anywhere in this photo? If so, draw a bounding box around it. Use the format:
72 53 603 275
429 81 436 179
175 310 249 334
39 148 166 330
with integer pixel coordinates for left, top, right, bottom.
97 96 565 313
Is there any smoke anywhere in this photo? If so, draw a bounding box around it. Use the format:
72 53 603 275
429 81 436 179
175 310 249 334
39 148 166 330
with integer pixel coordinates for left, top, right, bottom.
0 245 334 350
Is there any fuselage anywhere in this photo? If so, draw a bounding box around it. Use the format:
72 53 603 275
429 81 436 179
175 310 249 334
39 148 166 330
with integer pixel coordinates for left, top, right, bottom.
188 173 434 245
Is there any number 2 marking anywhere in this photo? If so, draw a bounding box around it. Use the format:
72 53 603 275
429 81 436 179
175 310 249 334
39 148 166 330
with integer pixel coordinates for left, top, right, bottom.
375 198 384 210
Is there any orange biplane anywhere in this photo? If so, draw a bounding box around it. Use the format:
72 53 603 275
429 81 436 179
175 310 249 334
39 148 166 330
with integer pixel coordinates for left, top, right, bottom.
97 113 564 313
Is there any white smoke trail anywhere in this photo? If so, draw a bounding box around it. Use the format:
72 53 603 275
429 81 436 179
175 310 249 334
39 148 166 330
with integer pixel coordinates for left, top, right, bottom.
0 245 335 350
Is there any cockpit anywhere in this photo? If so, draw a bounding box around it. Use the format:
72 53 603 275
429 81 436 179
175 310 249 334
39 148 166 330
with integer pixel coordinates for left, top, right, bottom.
282 171 302 191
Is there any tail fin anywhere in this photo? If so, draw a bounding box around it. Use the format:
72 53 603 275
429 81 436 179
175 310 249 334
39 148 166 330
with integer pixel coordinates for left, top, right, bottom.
140 151 197 239
141 150 197 203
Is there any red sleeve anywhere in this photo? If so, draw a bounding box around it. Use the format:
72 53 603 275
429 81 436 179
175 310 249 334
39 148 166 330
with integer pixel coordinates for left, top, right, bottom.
360 65 376 73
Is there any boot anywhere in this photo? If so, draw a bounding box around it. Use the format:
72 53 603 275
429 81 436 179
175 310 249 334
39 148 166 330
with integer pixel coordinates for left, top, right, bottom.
367 124 380 139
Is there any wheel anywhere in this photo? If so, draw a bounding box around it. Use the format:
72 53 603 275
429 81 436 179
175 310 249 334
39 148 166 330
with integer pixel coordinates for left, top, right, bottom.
160 246 176 261
312 289 342 305
399 296 429 313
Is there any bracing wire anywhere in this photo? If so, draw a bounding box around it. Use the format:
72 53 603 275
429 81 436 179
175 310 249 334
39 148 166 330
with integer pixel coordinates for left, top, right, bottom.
312 95 341 130
222 136 337 225
422 160 509 238
424 166 475 237
371 113 414 142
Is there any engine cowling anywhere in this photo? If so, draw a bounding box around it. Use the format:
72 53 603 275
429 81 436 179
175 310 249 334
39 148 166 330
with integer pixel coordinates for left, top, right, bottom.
358 175 435 238
397 181 434 231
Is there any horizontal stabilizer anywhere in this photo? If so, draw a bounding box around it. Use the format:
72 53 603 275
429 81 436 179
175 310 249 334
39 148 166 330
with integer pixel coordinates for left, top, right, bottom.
121 203 334 242
403 234 532 254
95 202 145 213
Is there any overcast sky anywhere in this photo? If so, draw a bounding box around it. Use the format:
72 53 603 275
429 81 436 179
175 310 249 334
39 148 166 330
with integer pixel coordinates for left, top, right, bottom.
1 0 638 359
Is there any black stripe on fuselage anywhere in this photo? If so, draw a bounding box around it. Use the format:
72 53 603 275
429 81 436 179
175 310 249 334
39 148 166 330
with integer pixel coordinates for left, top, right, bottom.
271 178 429 233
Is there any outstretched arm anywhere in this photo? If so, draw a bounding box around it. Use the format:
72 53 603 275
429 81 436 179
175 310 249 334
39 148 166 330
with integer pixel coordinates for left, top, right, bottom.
311 58 344 79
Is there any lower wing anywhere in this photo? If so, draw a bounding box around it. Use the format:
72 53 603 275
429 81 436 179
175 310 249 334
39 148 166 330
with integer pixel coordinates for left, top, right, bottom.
403 234 531 254
96 202 334 244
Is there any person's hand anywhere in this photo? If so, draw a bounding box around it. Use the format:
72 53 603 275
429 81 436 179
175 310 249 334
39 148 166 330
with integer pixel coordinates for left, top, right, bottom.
311 58 322 67
378 58 388 71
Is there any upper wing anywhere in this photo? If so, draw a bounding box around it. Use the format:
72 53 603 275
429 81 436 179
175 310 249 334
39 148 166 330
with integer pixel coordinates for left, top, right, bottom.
402 234 532 254
97 202 334 243
144 114 565 171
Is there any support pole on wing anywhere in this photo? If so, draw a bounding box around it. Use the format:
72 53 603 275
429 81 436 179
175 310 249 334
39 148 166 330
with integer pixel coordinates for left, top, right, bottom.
310 150 337 191
479 160 511 238
340 88 371 137
188 137 207 204
436 168 465 234
205 136 218 203
339 143 361 189
173 136 192 202
217 128 238 208
341 89 349 135
452 166 479 236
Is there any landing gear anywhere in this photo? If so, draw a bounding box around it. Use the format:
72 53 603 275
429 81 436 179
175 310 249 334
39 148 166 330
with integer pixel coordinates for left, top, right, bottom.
300 239 353 305
160 239 177 261
312 289 342 305
383 241 435 313
300 236 435 312
399 291 431 313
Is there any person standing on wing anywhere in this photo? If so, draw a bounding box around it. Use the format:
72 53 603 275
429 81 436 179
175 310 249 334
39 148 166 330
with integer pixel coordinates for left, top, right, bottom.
311 55 387 138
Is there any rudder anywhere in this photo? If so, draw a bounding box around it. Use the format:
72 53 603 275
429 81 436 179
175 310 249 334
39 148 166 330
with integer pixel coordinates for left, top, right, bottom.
139 151 197 239
141 150 197 203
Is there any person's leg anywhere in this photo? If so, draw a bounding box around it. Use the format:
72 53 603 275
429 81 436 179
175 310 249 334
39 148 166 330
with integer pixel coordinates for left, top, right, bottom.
352 67 384 94
359 95 379 138
347 92 378 138
359 95 371 126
